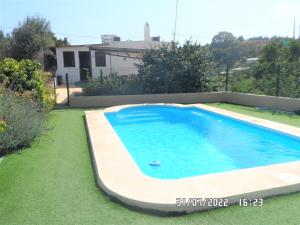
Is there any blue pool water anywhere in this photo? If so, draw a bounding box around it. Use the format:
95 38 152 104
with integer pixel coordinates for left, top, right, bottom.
105 105 300 179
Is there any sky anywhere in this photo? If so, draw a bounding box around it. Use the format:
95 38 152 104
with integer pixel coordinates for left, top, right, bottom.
0 0 300 45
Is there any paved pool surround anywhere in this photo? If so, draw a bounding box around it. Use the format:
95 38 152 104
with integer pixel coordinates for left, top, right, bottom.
85 104 300 213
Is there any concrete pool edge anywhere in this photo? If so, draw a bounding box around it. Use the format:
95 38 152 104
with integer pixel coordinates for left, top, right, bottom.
85 103 300 213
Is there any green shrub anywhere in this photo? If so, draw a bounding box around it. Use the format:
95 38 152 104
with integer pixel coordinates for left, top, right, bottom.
0 120 6 133
0 89 47 155
137 41 212 94
0 58 55 109
82 74 143 96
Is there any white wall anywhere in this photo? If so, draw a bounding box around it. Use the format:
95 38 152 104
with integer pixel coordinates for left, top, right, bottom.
56 47 142 83
90 50 111 77
70 91 300 112
90 50 141 78
109 40 168 49
70 92 223 107
109 52 141 75
56 46 89 83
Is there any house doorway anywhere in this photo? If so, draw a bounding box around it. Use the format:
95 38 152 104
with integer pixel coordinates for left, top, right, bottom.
79 51 91 81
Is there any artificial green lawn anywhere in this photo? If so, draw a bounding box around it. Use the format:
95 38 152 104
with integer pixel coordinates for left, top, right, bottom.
207 103 300 128
1 105 300 225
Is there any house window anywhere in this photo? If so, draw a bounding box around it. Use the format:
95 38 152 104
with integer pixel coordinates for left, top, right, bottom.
63 51 75 67
95 52 106 67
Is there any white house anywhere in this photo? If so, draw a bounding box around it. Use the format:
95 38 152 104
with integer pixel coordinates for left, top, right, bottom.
55 23 169 83
246 57 259 64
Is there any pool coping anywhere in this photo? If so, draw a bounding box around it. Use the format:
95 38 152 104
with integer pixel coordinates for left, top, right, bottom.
85 103 300 213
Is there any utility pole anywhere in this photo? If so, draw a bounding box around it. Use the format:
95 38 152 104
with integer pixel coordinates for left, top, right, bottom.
40 31 45 71
275 64 280 97
173 0 179 42
225 65 229 91
167 0 178 94
66 73 70 106
293 16 296 39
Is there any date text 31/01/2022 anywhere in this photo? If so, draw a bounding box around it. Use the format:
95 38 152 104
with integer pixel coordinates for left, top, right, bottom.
175 198 264 207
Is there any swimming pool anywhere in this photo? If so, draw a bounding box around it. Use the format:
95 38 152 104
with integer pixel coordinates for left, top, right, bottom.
105 105 300 179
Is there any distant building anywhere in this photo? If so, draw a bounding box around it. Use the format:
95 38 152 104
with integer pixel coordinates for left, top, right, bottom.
55 23 169 83
246 58 259 64
231 67 251 72
101 35 121 44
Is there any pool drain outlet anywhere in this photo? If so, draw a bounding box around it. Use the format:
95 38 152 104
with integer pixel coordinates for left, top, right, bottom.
149 161 160 166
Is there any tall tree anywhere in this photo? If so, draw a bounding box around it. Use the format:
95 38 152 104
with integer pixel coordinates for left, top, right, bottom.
285 39 300 62
259 41 283 64
54 37 70 47
211 31 239 67
0 31 12 60
10 16 55 60
210 32 270 68
251 40 300 97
